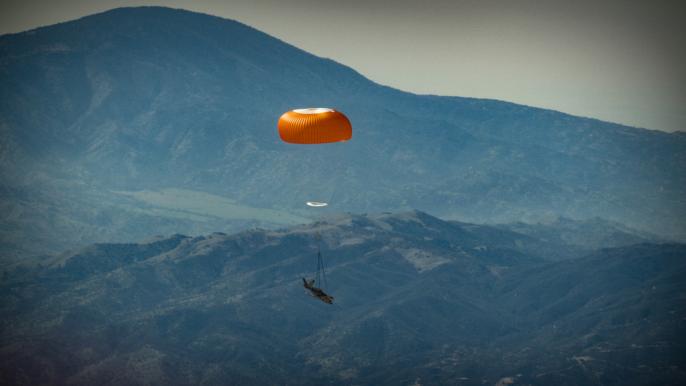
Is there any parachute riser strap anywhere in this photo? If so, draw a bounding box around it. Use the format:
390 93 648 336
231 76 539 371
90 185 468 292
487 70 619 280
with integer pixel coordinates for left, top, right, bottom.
314 233 328 290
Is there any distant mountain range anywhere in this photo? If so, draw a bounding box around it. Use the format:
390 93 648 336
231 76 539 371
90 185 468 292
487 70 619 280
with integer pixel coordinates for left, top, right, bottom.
1 6 685 259
2 211 683 385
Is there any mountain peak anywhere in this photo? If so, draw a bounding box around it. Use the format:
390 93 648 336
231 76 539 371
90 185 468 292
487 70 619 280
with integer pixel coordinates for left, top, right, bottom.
20 6 246 34
1 4 684 261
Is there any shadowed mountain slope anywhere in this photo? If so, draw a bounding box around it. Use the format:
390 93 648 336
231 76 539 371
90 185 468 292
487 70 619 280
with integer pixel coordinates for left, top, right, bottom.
1 211 684 385
1 6 685 258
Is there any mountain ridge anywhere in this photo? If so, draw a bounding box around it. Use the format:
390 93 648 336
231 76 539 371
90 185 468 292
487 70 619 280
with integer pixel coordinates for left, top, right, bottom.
1 6 685 259
2 211 684 385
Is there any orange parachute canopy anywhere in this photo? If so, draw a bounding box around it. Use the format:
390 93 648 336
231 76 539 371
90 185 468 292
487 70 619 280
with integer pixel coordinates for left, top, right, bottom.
278 108 352 144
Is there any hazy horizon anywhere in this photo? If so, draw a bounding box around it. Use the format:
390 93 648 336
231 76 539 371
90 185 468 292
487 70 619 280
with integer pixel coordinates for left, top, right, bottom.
1 0 684 133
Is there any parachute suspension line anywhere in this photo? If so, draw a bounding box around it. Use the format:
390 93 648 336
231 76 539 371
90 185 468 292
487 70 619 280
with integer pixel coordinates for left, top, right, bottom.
324 143 345 206
329 142 346 205
326 181 337 207
314 232 328 290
